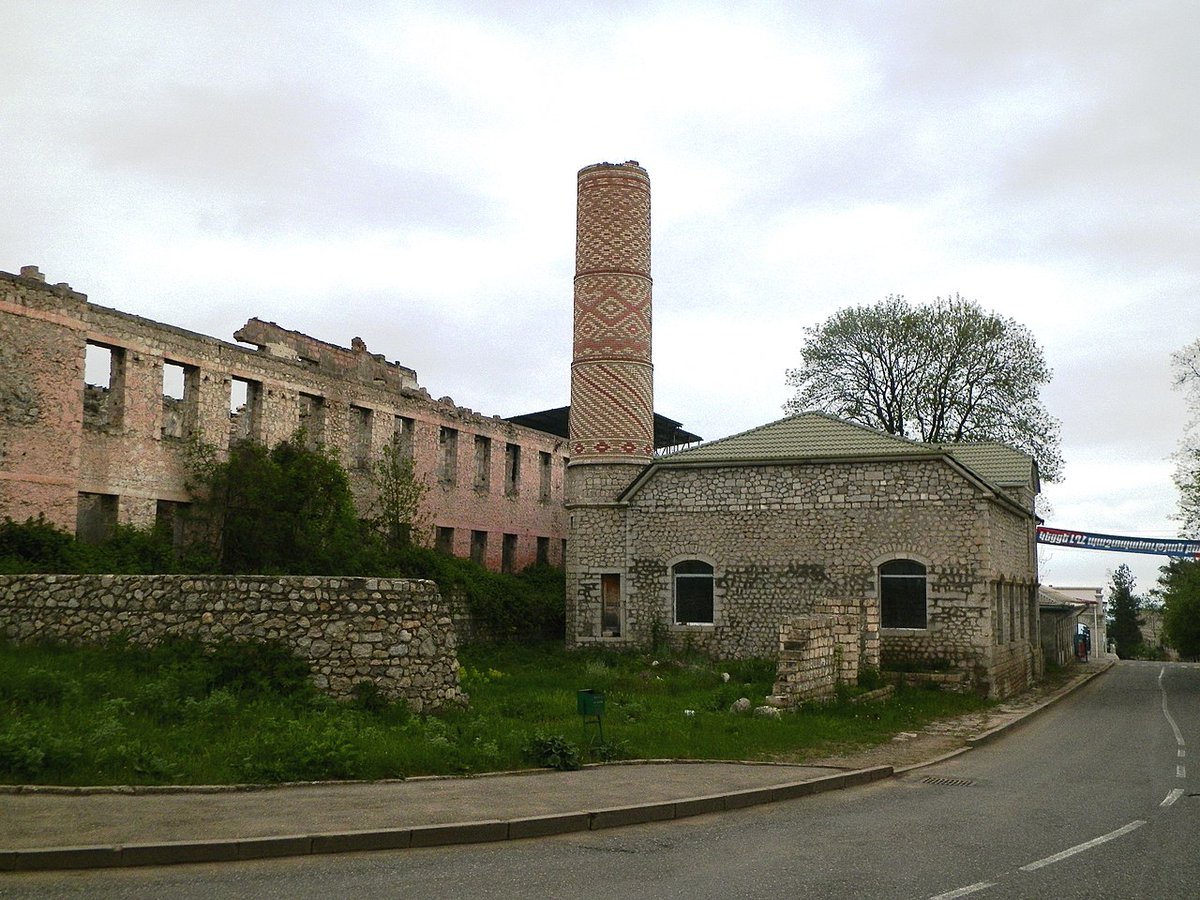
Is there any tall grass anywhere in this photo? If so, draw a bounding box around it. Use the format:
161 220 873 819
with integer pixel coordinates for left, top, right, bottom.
0 638 991 786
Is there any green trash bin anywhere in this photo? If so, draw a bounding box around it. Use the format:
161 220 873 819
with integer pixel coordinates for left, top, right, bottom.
577 689 605 717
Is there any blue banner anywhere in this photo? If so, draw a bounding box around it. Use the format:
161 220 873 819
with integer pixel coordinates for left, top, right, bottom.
1037 527 1200 558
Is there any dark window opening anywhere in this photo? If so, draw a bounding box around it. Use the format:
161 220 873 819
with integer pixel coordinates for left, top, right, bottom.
393 415 415 460
474 435 491 493
155 499 189 550
539 451 553 502
471 529 488 566
880 559 927 629
674 560 714 625
76 492 117 544
601 573 622 636
351 405 373 469
298 393 325 447
502 533 518 574
435 526 455 555
504 443 521 496
439 427 458 485
536 536 550 566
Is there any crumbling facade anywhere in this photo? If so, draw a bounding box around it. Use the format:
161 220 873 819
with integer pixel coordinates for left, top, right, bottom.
564 162 1041 698
0 266 567 572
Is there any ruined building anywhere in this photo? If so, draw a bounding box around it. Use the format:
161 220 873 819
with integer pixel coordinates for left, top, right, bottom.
0 266 573 572
563 162 1042 698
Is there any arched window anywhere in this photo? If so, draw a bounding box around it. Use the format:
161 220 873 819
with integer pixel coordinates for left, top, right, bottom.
674 560 714 625
880 559 927 629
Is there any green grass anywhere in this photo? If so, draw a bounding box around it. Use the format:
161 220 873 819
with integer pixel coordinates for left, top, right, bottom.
0 638 992 786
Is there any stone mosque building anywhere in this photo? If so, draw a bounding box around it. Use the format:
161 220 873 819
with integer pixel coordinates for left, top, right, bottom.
0 159 1041 698
564 162 1041 698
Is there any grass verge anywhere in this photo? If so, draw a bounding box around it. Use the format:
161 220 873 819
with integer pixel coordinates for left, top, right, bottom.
0 638 992 786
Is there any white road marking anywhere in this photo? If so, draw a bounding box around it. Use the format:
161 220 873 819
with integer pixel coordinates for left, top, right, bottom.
1161 788 1186 807
1178 765 1186 778
929 882 998 899
1159 667 1185 747
1180 749 1187 758
1019 821 1147 872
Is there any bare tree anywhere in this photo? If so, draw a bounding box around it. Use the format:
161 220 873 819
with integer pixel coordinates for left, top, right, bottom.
785 295 1063 480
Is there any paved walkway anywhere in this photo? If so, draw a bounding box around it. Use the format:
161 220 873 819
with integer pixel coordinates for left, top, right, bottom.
0 658 1114 871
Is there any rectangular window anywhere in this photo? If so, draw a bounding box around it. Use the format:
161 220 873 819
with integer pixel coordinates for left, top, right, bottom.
76 492 117 544
601 573 622 637
83 342 125 430
393 415 415 459
161 361 198 441
504 443 521 497
350 405 373 469
230 377 262 443
435 526 455 555
470 529 488 566
474 435 491 493
155 499 189 550
439 427 458 485
536 536 550 566
879 559 927 629
502 533 518 574
539 451 553 502
562 539 568 567
674 561 715 625
298 392 325 447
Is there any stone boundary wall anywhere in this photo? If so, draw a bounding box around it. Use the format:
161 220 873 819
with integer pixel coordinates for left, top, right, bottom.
768 614 859 707
0 574 465 712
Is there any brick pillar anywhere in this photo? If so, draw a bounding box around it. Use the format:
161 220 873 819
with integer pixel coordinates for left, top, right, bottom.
567 161 653 505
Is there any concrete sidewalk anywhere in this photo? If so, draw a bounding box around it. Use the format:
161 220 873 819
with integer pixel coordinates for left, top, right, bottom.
0 658 1114 872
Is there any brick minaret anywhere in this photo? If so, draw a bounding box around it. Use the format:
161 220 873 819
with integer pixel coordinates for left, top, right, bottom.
567 161 654 506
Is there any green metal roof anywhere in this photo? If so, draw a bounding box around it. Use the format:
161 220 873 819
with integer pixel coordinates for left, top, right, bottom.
659 412 1035 491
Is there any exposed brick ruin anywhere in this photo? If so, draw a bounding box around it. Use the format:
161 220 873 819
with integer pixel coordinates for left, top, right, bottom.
0 267 567 573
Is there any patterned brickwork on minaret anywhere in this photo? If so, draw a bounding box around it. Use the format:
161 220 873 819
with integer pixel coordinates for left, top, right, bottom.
569 161 654 463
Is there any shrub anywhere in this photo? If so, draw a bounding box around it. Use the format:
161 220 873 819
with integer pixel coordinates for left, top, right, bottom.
522 732 582 771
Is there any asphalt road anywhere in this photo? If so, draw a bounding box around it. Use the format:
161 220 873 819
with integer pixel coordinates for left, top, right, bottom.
3 660 1196 899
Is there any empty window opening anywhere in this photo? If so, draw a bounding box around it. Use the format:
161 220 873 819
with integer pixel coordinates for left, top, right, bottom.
439 427 458 485
229 377 262 443
435 526 455 555
393 415 415 459
161 361 198 441
83 342 125 429
298 393 326 447
880 559 928 629
674 560 715 625
502 533 518 574
537 536 550 566
562 539 568 567
504 443 521 496
155 499 189 550
474 435 492 493
76 492 118 544
539 451 553 502
471 530 488 566
601 573 622 636
351 405 373 469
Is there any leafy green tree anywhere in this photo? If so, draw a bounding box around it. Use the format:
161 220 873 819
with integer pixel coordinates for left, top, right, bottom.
1159 559 1200 660
1107 563 1144 659
368 441 428 551
784 294 1063 480
186 434 373 574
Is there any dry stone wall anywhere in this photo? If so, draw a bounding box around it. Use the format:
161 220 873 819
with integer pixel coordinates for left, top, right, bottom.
768 614 863 707
0 574 465 711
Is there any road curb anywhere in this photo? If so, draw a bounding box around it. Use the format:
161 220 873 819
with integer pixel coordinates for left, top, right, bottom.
966 659 1116 748
0 765 893 872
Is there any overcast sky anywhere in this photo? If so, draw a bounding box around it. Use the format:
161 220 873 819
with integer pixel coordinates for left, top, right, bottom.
4 1 1196 598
